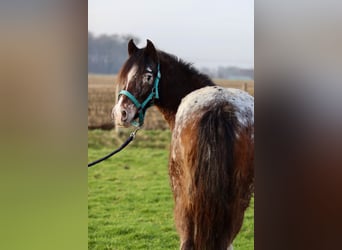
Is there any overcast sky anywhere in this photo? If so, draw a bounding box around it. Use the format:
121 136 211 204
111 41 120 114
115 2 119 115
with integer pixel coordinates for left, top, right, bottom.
88 0 254 69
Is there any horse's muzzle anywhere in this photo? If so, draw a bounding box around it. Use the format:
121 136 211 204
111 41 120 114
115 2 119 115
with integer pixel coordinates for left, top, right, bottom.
112 102 137 128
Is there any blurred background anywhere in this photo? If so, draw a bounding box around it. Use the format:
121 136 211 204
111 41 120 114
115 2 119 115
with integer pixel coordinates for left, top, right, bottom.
1 0 341 249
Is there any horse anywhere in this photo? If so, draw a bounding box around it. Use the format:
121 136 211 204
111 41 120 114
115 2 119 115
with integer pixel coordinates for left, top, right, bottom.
112 39 254 250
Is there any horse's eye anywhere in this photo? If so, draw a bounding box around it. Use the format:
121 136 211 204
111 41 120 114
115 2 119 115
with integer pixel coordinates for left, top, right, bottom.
143 73 153 84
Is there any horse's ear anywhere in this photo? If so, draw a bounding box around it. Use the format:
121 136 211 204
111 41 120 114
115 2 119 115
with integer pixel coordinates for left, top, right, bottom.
128 39 138 56
145 39 158 62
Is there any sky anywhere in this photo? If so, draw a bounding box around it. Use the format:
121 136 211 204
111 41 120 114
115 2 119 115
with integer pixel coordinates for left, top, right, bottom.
88 0 254 69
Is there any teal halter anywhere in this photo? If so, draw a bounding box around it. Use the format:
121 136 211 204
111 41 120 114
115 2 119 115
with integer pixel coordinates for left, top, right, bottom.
118 64 161 127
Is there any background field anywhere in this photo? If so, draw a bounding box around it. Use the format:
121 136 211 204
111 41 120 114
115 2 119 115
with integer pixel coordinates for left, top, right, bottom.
88 129 254 249
88 74 254 130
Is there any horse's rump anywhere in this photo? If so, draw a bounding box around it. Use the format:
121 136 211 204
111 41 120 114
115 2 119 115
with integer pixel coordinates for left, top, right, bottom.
173 87 254 249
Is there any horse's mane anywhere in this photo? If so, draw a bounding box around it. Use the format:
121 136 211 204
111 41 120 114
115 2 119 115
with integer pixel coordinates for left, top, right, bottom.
158 50 215 87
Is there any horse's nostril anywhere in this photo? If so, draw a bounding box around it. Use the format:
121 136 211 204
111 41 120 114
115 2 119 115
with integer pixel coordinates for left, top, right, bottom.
121 110 127 120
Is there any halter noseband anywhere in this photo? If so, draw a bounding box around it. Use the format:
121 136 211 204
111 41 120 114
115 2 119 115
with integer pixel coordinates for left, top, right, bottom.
118 64 161 127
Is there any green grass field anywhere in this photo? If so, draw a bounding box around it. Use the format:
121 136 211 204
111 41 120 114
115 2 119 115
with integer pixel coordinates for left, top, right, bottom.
88 129 254 249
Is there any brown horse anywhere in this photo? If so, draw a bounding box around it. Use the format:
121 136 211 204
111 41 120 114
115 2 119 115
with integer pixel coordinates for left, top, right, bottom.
112 39 254 250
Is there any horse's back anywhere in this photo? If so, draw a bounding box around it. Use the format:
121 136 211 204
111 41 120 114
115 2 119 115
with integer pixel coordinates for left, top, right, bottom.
170 86 254 249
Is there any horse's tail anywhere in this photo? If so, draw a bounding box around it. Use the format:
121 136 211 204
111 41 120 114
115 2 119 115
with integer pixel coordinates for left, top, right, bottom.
191 103 237 250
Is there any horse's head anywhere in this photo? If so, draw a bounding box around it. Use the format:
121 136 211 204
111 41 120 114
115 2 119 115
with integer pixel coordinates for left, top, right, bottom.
112 39 160 127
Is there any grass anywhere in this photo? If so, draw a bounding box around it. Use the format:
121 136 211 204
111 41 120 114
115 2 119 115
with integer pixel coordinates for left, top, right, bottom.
88 129 254 249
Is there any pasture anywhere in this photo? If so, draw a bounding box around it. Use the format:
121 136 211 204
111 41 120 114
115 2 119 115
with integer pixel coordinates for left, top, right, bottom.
88 129 254 249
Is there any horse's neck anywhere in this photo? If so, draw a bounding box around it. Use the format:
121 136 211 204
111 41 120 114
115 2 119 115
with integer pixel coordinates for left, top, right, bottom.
155 106 177 131
155 58 214 131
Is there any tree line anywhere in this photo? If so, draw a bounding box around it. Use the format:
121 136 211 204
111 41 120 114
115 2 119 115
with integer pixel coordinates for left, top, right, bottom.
88 32 139 74
88 32 253 79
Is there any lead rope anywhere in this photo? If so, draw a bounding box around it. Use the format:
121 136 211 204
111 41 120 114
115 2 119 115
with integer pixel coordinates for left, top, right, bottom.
88 127 140 168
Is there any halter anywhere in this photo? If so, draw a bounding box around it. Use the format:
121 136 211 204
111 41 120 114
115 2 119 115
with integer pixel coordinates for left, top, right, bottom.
118 64 161 127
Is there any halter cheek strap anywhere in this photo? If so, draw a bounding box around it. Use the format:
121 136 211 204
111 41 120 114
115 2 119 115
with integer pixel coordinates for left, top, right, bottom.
118 64 161 127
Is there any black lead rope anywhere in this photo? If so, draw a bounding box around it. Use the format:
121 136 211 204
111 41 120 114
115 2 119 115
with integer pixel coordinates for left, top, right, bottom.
88 128 140 168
